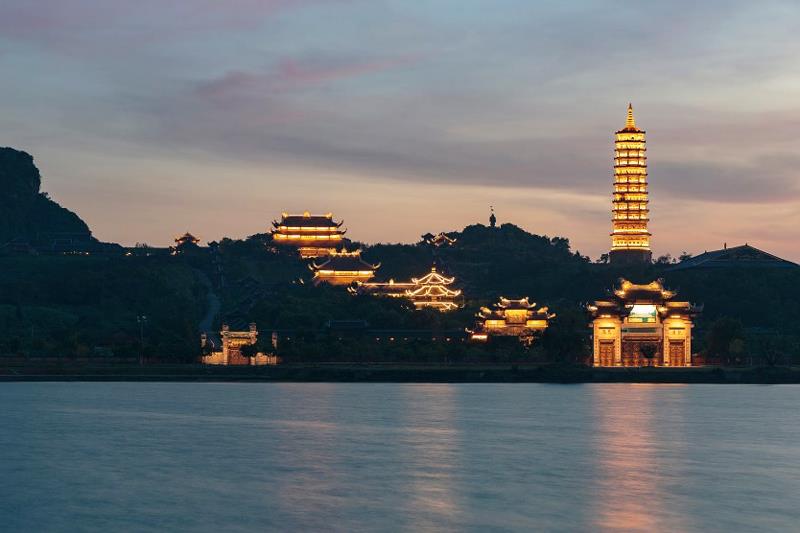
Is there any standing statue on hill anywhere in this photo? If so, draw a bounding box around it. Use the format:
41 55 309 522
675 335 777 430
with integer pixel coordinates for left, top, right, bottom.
489 206 496 228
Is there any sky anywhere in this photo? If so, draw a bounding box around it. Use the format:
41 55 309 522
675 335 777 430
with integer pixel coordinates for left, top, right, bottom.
1 0 799 260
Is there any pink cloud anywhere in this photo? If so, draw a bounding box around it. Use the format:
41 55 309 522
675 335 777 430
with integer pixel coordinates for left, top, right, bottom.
196 55 421 99
0 0 338 43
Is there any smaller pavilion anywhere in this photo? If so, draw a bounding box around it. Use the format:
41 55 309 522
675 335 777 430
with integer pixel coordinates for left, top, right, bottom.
468 297 554 344
172 232 201 255
310 249 380 286
352 266 463 311
421 232 457 247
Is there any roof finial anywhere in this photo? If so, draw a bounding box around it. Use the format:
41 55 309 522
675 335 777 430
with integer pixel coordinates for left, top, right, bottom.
625 103 636 130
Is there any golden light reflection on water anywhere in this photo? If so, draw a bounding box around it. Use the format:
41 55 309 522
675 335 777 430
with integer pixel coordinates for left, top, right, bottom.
591 384 689 532
398 384 464 529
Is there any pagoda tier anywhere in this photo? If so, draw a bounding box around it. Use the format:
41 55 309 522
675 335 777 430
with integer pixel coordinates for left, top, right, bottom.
271 211 346 258
588 279 701 367
310 248 379 286
468 296 554 344
610 104 652 264
352 266 463 311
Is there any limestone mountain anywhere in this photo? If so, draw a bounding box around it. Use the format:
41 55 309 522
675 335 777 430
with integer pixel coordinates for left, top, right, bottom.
0 147 91 243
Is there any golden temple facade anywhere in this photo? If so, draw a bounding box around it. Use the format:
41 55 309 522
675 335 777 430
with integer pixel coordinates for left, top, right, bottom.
201 324 278 366
352 266 463 311
588 279 700 367
271 211 346 258
469 297 554 344
610 104 652 264
310 248 379 286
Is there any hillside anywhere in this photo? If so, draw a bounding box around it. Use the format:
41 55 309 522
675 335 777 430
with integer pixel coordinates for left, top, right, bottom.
0 147 91 243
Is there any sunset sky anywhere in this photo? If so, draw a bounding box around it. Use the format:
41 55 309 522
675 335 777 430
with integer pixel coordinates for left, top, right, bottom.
1 1 799 260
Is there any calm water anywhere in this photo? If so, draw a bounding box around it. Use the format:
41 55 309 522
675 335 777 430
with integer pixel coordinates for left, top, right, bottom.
1 383 799 532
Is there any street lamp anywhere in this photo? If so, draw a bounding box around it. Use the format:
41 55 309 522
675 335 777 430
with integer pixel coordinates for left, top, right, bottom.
137 315 148 366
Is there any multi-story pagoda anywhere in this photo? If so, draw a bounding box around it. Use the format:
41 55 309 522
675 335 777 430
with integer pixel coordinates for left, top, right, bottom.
352 266 463 311
310 248 380 286
271 211 346 258
468 297 554 344
610 104 652 264
588 279 701 367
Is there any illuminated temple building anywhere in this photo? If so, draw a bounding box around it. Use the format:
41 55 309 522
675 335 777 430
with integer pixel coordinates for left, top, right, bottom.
271 211 346 258
351 266 463 311
588 279 701 367
610 104 652 264
468 297 554 344
310 248 380 286
201 324 277 366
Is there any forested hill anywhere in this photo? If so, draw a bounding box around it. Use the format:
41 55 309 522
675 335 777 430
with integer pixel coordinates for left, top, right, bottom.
361 223 593 303
0 147 91 242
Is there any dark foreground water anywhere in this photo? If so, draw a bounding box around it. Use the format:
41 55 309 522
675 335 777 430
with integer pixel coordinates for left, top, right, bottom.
1 384 799 532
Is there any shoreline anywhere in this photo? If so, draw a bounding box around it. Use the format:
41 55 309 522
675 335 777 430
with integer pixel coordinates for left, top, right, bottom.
2 364 799 384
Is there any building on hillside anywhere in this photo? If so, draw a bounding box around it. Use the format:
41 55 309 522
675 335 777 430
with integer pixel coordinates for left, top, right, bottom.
271 211 346 258
421 232 457 247
310 248 379 286
201 323 278 365
351 266 463 311
172 232 201 255
610 104 652 265
468 297 554 344
667 244 798 271
588 279 701 367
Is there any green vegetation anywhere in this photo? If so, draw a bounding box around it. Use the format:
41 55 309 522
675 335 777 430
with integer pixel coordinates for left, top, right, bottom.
0 256 205 360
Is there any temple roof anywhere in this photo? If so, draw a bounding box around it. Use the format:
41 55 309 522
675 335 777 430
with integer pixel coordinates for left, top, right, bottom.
274 211 343 228
406 284 461 298
311 249 380 271
411 266 456 286
667 244 798 270
175 232 199 244
589 278 700 318
613 279 675 302
617 103 643 133
422 232 457 246
497 297 536 310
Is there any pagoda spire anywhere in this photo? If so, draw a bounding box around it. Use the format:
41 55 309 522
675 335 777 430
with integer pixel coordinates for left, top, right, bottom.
625 103 637 130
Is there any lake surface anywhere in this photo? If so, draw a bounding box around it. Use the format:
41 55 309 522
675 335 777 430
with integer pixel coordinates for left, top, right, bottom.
1 383 799 532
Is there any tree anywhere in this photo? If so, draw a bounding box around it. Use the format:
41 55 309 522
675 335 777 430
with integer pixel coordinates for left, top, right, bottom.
706 317 745 365
538 307 591 364
240 343 258 358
